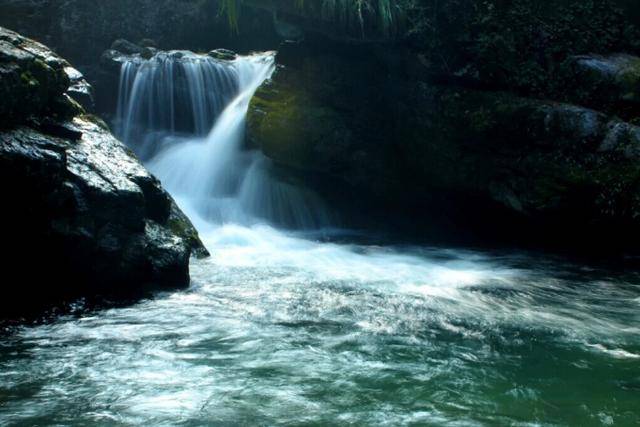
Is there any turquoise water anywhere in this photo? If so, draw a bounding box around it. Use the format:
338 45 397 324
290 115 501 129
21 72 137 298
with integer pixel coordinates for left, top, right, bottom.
2 50 638 427
1 224 639 426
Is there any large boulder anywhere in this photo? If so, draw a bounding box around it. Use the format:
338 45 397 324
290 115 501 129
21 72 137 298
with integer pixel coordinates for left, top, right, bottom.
0 26 75 126
572 54 640 102
568 54 640 115
248 40 640 249
436 92 640 221
248 40 405 195
0 27 207 319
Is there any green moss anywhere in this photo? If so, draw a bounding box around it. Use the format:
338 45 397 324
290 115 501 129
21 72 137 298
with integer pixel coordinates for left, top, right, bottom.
467 107 496 134
248 83 311 167
167 211 209 259
20 70 38 87
52 94 84 122
168 216 196 242
32 58 48 71
619 57 640 101
80 114 110 131
408 0 640 105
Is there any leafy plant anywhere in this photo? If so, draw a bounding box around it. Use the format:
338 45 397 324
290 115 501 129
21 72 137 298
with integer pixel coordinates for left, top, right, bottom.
404 0 640 98
219 0 406 36
219 0 241 32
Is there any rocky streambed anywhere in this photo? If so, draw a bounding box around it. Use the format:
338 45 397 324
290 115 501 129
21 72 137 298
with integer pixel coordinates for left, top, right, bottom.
0 5 639 425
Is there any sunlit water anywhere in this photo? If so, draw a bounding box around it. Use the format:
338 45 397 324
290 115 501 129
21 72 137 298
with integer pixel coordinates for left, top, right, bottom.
1 53 640 426
1 225 639 425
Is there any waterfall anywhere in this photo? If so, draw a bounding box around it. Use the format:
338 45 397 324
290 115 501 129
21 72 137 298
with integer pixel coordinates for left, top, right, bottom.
116 51 333 230
116 51 240 161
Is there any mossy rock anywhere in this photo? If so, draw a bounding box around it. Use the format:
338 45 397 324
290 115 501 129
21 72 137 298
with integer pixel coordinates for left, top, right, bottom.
0 27 81 128
168 202 209 259
569 54 640 118
248 77 352 175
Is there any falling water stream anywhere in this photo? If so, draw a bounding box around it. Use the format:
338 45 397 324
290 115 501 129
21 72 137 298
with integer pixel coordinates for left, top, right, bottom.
1 52 639 426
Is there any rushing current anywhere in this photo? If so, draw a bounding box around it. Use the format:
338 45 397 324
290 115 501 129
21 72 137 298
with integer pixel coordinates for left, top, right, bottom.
116 51 331 229
1 53 639 426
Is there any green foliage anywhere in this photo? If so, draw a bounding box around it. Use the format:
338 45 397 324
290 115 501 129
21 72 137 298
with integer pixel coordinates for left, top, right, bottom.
219 0 241 32
20 70 38 87
221 0 639 106
219 0 407 36
472 0 638 94
406 0 640 99
317 0 397 35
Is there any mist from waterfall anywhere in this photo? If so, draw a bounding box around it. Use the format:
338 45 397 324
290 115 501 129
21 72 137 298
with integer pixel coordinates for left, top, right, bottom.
116 51 332 230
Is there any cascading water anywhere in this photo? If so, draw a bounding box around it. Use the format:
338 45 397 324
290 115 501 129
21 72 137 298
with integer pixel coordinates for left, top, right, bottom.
116 51 240 160
1 50 638 426
115 51 332 230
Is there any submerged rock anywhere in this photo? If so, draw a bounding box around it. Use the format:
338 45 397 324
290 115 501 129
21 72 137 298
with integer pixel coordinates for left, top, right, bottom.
0 27 207 319
208 48 237 61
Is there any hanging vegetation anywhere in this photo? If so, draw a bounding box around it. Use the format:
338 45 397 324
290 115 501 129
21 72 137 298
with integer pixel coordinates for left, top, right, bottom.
218 0 407 36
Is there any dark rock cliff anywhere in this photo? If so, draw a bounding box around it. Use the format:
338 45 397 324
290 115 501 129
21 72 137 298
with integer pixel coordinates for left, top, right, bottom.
247 38 640 251
0 27 208 319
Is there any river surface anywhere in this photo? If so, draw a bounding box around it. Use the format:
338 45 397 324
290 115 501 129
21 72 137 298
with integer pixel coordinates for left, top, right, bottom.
1 52 640 426
1 224 639 426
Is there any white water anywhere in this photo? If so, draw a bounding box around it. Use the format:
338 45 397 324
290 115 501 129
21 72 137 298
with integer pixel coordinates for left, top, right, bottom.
117 51 239 159
112 50 640 361
117 51 332 229
2 223 639 425
3 51 635 426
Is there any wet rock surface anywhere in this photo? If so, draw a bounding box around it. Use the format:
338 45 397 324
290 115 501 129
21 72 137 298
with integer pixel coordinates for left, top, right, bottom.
209 48 238 61
0 27 207 319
